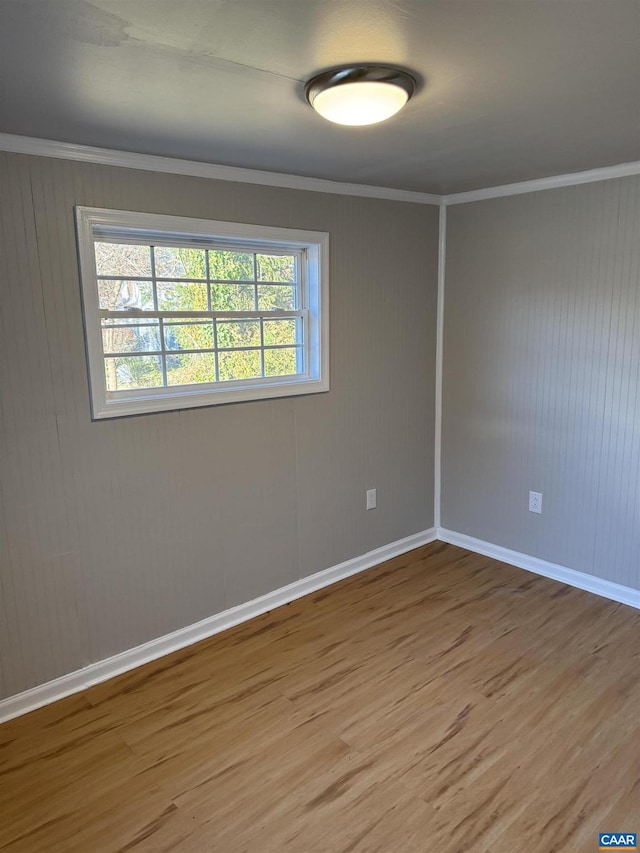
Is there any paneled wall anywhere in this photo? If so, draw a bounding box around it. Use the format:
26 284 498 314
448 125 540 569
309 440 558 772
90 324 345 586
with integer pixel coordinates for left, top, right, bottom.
0 152 439 699
442 176 640 589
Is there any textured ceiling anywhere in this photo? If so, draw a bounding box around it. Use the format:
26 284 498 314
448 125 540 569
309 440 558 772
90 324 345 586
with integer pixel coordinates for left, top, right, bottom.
0 0 638 193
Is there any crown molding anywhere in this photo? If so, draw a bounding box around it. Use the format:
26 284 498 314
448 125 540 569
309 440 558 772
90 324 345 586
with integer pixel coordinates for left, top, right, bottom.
1 132 636 207
443 161 640 205
0 133 441 205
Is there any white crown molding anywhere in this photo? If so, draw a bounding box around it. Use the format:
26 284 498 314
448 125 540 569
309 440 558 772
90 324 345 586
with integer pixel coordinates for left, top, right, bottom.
0 527 436 723
0 133 441 206
438 528 640 610
1 133 636 207
442 161 640 205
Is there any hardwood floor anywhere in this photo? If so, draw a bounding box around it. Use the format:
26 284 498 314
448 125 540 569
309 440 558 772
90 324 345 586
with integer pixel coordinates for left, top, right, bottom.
0 542 638 852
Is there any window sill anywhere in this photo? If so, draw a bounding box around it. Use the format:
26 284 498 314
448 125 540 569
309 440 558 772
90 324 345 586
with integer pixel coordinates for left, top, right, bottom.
92 375 330 419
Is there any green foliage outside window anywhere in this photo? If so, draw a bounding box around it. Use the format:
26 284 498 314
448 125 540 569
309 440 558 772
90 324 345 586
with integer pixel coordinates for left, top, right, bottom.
96 242 301 391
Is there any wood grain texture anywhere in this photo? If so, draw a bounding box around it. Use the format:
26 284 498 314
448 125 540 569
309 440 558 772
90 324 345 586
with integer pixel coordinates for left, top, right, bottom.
0 542 638 853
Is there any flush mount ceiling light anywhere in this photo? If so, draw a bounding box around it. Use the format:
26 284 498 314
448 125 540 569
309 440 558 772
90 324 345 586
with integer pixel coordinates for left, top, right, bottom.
305 65 416 127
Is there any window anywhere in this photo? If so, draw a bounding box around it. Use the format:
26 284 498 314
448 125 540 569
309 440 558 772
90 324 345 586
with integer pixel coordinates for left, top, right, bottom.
76 208 329 419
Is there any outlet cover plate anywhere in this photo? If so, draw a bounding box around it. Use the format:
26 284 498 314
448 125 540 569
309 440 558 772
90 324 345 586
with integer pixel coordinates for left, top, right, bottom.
529 491 542 513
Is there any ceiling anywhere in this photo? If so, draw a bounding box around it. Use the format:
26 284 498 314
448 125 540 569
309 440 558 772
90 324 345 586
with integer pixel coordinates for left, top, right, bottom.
0 0 638 194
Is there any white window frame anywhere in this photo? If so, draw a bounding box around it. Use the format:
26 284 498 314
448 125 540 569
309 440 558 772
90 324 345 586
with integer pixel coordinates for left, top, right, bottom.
75 207 329 419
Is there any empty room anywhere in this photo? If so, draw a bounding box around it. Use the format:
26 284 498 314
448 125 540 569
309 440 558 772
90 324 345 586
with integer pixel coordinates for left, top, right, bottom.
0 1 638 851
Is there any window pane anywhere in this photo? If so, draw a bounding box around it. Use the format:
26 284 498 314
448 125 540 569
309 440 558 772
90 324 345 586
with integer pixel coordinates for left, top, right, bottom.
164 321 214 351
257 254 296 283
210 283 255 311
95 243 151 278
102 322 160 354
263 318 300 347
157 282 208 311
218 350 261 381
104 355 163 391
216 320 260 349
257 285 296 310
98 279 154 311
154 246 205 279
264 347 301 377
208 250 254 281
166 353 216 386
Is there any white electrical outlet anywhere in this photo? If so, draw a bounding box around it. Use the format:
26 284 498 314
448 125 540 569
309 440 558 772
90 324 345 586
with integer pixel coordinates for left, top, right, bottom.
366 489 377 510
529 491 542 513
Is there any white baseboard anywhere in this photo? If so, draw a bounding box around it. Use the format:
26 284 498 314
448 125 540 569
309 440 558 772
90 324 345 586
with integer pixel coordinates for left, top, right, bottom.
4 524 636 724
438 528 640 610
0 528 436 724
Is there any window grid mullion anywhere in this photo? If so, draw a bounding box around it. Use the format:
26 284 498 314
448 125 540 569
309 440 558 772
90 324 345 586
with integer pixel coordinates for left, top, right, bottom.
205 250 211 312
95 277 297 285
303 313 309 373
97 275 207 284
206 249 220 380
100 309 304 319
96 274 294 285
259 318 265 377
212 318 220 382
159 317 168 387
150 245 158 310
96 273 296 286
102 343 303 359
150 247 168 387
252 253 258 311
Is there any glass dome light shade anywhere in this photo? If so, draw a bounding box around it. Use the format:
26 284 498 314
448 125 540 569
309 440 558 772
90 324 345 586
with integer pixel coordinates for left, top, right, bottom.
305 66 416 127
311 80 409 126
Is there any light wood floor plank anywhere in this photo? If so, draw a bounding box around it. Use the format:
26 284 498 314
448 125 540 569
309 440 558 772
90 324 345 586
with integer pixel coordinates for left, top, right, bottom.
0 542 638 852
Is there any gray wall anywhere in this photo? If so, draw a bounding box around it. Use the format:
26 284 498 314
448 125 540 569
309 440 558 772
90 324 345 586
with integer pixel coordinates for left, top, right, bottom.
0 152 438 700
442 176 640 590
